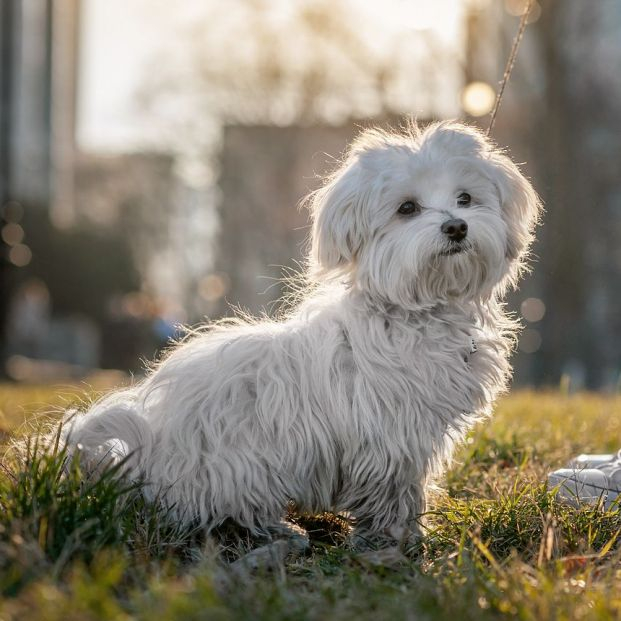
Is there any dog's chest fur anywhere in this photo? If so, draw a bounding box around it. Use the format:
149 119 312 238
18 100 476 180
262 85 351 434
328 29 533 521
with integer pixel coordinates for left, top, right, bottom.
289 295 510 513
340 300 506 426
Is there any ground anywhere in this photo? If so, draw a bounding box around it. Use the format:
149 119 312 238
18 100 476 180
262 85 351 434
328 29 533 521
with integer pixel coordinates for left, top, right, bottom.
0 385 620 620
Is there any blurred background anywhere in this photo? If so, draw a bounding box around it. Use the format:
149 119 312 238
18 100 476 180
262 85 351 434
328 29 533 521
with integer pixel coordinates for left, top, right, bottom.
0 0 619 390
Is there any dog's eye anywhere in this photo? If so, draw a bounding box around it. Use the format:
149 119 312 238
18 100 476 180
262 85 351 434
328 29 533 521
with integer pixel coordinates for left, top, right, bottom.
397 201 422 216
457 192 472 206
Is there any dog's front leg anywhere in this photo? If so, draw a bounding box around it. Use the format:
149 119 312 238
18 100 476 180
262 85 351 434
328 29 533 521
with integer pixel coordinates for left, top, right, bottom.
348 482 426 552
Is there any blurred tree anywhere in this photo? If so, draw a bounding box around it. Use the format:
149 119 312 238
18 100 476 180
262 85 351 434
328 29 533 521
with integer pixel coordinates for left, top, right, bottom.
139 0 461 139
467 0 621 388
534 0 621 388
461 0 621 388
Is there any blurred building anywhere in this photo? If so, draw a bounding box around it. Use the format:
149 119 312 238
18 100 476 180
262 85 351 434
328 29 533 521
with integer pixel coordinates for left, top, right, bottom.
0 0 81 376
0 0 79 220
214 124 355 317
0 1 216 378
75 150 211 317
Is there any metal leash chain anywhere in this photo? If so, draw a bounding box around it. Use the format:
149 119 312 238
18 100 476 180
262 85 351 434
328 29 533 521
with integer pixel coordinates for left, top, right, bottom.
486 0 534 136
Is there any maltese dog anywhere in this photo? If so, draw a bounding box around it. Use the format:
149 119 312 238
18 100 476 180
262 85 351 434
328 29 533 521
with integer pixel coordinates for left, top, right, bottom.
64 121 541 551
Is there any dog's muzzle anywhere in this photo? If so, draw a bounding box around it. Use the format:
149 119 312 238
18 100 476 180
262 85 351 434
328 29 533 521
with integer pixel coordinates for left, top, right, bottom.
441 244 468 256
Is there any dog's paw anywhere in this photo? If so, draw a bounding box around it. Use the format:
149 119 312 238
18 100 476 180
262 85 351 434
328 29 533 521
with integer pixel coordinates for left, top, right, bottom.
264 519 310 555
348 524 422 553
229 521 310 576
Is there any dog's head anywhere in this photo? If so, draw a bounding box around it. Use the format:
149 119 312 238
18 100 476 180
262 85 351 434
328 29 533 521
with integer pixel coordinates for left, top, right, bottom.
308 121 541 308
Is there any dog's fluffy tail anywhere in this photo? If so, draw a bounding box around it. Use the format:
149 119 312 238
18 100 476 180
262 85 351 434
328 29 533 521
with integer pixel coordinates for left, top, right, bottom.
62 393 154 480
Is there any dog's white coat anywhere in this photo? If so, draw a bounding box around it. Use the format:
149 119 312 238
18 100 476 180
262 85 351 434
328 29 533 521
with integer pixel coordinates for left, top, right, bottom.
66 122 541 542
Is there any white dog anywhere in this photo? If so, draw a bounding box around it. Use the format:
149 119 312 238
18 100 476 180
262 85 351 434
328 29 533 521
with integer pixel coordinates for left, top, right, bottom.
65 121 540 550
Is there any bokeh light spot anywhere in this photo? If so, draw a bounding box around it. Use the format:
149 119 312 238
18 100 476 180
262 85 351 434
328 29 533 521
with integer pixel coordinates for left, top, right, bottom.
504 0 541 23
461 81 495 117
5 355 32 381
1 223 25 246
121 292 153 318
198 273 230 302
8 243 32 267
521 297 546 323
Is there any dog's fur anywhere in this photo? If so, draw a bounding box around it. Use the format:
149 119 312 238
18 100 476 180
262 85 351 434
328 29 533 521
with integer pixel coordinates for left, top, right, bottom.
64 121 541 546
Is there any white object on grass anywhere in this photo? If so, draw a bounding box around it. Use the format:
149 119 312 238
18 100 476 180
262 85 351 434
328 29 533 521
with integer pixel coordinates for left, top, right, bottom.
548 451 621 510
568 454 616 469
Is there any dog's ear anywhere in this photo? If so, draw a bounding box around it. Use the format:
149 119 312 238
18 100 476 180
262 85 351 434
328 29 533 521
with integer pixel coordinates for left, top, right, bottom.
308 128 397 278
487 151 542 271
308 161 366 278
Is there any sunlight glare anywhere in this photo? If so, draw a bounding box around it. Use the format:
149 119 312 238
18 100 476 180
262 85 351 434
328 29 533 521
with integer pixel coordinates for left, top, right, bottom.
461 81 495 117
365 0 463 40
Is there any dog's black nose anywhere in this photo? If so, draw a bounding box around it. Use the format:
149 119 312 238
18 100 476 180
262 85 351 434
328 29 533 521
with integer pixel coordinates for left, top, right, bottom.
441 218 468 242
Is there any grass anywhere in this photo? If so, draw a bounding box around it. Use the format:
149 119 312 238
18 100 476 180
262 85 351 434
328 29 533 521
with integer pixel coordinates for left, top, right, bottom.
1 387 621 620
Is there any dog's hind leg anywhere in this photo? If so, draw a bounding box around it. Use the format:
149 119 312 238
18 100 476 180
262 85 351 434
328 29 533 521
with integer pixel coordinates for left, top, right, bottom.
62 400 154 481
